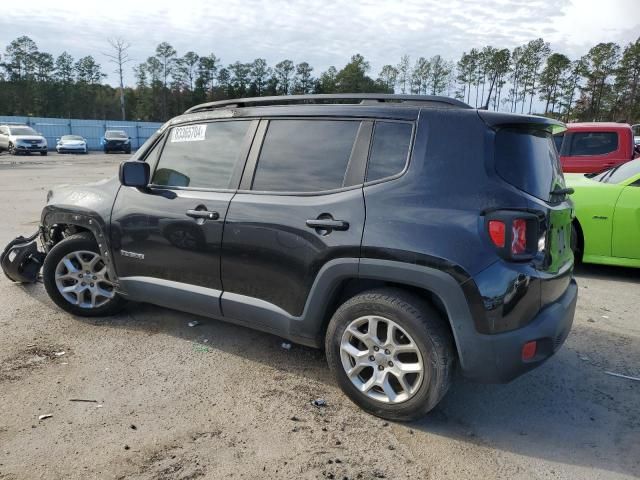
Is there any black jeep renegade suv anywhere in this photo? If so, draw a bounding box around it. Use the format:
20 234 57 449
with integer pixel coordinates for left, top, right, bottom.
4 94 577 421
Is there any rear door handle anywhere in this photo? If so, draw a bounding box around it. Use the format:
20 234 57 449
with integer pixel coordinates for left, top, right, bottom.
306 219 349 231
186 209 219 220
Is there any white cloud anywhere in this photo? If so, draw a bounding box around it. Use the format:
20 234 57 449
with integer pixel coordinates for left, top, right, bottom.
1 0 638 86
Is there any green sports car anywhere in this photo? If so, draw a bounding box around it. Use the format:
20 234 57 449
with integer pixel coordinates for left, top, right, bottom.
566 159 640 268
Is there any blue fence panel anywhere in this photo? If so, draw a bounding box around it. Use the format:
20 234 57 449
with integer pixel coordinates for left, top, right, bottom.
0 116 163 151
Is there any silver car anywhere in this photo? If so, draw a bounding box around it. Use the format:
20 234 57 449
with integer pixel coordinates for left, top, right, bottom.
0 125 48 156
56 135 88 154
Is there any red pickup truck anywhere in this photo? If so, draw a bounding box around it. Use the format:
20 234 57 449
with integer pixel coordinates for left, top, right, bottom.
555 122 639 173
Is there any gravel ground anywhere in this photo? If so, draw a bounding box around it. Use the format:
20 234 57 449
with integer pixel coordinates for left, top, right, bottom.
0 152 638 480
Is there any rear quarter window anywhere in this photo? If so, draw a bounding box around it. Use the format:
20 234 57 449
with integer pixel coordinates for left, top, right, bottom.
495 128 564 201
366 122 413 182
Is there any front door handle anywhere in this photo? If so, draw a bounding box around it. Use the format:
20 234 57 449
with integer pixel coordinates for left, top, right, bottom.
186 209 219 220
306 218 349 231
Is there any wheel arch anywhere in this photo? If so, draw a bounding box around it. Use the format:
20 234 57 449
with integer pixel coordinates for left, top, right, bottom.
300 258 478 371
41 206 117 281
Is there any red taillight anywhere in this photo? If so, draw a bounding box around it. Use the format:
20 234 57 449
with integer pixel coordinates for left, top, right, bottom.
522 340 537 361
511 219 527 255
488 220 505 248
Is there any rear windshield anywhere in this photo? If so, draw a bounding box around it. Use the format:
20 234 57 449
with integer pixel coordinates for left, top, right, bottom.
495 127 565 201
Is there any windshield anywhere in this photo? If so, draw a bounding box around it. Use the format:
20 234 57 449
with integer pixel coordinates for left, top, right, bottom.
106 131 127 139
594 159 640 184
10 126 37 136
61 135 83 141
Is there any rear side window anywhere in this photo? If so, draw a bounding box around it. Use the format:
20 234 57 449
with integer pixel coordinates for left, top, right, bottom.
495 128 564 201
252 120 359 192
366 122 412 182
563 132 618 156
152 121 251 189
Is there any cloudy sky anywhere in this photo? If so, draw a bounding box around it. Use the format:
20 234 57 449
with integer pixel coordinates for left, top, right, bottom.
2 0 639 86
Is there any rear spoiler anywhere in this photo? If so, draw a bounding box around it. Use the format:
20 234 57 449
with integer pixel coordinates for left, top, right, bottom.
477 111 566 135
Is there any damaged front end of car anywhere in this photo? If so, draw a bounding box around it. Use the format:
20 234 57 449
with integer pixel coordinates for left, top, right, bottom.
1 229 47 283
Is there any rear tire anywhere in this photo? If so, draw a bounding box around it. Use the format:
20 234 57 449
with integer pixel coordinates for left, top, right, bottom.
325 288 454 421
43 232 125 317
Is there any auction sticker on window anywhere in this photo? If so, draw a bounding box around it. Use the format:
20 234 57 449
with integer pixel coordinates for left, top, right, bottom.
171 124 207 142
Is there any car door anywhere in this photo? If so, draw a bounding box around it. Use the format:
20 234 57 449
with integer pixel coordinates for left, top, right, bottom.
220 118 369 332
110 119 257 317
612 180 640 260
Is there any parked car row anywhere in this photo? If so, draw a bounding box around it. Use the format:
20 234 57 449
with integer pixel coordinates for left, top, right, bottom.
0 125 134 155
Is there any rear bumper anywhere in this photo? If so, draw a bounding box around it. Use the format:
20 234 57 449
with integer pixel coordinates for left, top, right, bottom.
460 278 577 383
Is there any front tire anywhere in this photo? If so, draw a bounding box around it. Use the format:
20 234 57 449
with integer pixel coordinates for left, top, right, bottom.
325 288 454 421
8 142 16 155
40 151 47 156
43 233 125 317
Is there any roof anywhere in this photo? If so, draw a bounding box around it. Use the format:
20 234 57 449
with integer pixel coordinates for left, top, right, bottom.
566 122 632 131
184 94 472 114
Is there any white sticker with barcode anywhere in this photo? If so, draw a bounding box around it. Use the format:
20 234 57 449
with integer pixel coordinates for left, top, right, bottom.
171 124 207 142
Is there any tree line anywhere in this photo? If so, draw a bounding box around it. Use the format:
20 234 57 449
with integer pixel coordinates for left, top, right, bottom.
1 35 638 124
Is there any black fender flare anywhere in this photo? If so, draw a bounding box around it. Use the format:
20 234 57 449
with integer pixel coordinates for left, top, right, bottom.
41 206 117 282
289 258 480 372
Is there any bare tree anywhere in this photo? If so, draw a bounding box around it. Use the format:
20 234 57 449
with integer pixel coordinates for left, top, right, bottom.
104 38 132 120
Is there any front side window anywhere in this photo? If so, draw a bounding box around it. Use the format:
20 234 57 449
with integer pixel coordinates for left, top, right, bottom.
152 121 251 189
563 132 618 156
252 120 360 192
366 121 413 182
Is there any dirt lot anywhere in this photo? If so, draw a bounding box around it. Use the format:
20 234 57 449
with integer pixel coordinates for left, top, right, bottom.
0 152 638 480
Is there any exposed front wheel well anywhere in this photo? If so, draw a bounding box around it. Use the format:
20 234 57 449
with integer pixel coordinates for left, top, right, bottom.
44 223 93 251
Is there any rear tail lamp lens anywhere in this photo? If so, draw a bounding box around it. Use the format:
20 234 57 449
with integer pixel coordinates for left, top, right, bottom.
485 211 541 261
522 340 537 361
488 220 506 248
511 219 527 255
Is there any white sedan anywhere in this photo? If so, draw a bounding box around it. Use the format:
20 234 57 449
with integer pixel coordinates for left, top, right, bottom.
56 135 88 154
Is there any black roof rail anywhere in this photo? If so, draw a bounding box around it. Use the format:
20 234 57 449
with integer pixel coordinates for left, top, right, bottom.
184 94 472 114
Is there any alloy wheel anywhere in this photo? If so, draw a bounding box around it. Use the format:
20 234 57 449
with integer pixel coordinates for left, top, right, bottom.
340 315 424 404
54 250 115 308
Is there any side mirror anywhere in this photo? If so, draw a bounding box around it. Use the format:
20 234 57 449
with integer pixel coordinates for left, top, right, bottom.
119 161 150 188
56 138 60 142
